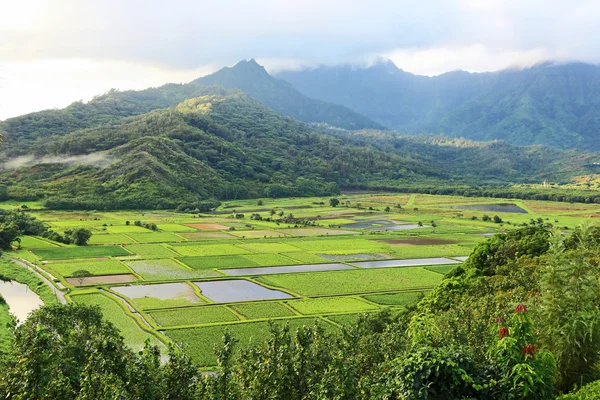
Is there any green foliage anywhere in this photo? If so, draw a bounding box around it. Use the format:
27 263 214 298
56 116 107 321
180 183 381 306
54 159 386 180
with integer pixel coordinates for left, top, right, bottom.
538 225 600 391
277 61 600 150
34 245 129 259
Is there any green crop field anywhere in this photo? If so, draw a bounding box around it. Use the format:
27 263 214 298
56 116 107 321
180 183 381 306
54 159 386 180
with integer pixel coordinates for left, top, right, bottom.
124 244 178 259
45 259 130 277
18 236 59 249
179 255 257 269
125 259 218 280
88 234 133 245
127 232 185 243
9 192 597 370
256 267 444 296
362 291 428 306
165 317 327 366
241 253 299 267
230 302 296 319
72 292 164 351
236 243 301 253
170 244 249 257
288 297 378 315
148 306 240 327
34 246 130 260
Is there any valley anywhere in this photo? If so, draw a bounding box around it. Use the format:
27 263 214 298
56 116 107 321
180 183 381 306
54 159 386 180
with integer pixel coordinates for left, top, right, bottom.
2 192 597 368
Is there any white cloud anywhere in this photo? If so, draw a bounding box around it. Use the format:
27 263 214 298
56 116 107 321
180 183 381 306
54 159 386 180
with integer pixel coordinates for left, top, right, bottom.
2 0 600 117
387 45 552 76
0 59 217 120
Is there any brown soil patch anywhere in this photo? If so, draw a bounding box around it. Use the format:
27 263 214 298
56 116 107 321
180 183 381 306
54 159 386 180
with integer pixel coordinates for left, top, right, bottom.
375 238 458 246
66 274 137 286
184 223 229 230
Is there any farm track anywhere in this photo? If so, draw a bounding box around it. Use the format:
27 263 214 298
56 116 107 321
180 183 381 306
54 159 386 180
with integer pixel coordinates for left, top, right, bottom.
4 255 67 304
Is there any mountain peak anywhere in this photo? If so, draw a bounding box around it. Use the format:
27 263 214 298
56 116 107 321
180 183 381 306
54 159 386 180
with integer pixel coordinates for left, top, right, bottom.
232 58 268 73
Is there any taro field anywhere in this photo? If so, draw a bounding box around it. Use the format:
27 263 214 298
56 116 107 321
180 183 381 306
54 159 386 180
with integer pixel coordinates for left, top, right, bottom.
5 193 596 368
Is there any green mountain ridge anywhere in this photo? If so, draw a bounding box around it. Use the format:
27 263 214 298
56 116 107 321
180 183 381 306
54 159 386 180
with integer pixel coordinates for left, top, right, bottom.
1 92 595 209
276 61 600 150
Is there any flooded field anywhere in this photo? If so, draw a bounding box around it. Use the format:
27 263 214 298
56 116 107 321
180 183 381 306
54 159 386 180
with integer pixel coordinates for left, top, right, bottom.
352 258 462 269
194 280 293 302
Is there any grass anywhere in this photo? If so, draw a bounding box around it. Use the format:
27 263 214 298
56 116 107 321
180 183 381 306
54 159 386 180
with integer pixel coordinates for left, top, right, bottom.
127 232 185 243
88 234 133 245
362 291 428 306
18 236 59 249
326 313 364 326
45 259 130 277
72 293 164 351
126 259 220 280
256 267 444 296
124 244 178 259
34 246 129 260
288 297 378 315
230 302 296 319
178 232 235 240
166 317 328 366
179 255 258 270
148 306 239 327
170 244 249 257
133 296 205 309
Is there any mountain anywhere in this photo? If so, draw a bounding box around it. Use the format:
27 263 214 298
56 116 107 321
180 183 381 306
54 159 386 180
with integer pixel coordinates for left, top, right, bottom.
275 61 600 150
193 59 383 130
0 92 595 209
0 61 380 156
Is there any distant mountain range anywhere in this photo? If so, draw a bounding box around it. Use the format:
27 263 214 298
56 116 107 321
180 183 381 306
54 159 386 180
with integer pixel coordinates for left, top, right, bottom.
276 61 600 150
0 59 598 209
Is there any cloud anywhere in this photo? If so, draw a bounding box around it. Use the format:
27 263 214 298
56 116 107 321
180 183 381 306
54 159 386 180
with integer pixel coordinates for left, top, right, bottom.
2 0 600 118
1 152 116 170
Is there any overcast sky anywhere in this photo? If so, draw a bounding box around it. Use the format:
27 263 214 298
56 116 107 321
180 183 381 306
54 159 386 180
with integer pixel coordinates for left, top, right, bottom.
1 0 599 119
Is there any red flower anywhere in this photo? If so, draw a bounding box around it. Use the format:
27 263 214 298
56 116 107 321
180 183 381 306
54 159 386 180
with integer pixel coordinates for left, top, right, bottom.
515 304 528 314
499 326 509 339
522 344 537 357
495 317 506 324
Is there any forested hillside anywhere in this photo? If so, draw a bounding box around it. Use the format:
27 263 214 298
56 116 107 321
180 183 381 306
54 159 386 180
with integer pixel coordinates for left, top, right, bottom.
0 91 596 210
277 61 600 150
0 61 380 156
193 59 382 130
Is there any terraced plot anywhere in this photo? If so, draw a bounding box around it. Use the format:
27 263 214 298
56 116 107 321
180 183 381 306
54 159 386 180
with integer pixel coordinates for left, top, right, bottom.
362 291 428 306
125 259 218 280
179 255 257 269
72 293 163 351
112 282 204 309
19 236 59 249
256 267 443 296
222 263 353 276
89 234 133 245
148 306 239 327
195 280 293 302
124 244 178 259
45 259 131 277
288 297 377 315
171 244 248 257
34 246 130 260
230 302 296 319
165 317 326 366
128 232 185 243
